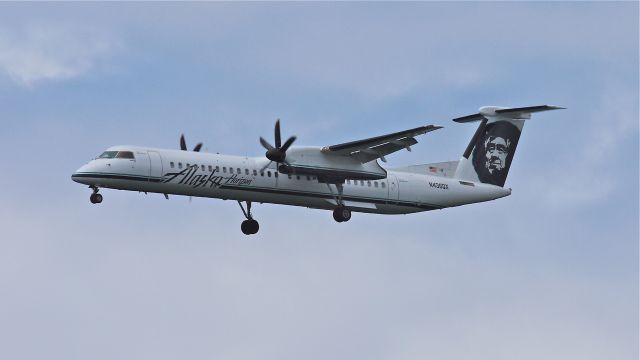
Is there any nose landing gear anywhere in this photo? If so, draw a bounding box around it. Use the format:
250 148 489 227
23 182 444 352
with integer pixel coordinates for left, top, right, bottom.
238 201 259 235
89 186 103 204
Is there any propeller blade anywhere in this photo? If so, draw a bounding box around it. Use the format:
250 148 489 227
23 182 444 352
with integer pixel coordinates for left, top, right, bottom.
260 137 275 151
180 134 187 151
260 161 272 173
280 136 297 152
193 143 203 152
274 119 281 148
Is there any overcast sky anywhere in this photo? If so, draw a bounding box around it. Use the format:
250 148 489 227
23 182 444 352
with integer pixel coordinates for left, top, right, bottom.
0 3 637 360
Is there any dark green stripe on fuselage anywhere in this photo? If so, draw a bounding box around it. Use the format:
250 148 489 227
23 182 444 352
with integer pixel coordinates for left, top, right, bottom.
71 172 441 211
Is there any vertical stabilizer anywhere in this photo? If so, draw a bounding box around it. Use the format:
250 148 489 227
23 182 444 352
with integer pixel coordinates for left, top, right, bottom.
453 105 564 187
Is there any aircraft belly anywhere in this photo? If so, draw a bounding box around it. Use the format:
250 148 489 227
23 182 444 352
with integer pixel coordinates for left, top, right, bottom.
154 179 431 214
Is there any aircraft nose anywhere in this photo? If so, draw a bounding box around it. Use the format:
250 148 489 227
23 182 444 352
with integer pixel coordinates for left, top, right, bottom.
71 163 92 184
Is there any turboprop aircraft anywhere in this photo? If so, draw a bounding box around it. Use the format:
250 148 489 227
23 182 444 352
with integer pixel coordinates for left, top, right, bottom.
72 105 563 235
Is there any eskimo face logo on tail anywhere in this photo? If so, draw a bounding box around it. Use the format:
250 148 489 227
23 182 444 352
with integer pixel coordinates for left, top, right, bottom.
472 121 521 187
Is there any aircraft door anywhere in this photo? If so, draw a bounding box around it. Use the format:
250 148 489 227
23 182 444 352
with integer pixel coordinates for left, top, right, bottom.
148 151 163 180
388 175 399 200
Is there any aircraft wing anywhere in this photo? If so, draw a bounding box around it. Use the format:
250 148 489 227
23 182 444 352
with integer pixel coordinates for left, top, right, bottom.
320 125 442 163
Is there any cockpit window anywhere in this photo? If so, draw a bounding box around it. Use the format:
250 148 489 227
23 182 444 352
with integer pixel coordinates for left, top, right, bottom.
115 151 135 159
97 151 118 159
97 151 135 159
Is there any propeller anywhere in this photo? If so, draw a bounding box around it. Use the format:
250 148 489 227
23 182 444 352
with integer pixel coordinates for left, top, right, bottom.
259 119 296 172
180 134 203 152
179 134 202 204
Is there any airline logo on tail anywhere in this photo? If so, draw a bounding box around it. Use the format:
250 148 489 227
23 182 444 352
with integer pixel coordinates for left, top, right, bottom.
471 121 521 186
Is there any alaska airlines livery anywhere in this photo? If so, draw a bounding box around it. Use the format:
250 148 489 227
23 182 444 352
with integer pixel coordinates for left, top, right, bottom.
72 105 563 235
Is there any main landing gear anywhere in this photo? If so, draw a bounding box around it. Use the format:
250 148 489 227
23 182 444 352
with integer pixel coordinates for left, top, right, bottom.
89 186 103 204
326 182 351 223
333 206 352 223
238 201 259 235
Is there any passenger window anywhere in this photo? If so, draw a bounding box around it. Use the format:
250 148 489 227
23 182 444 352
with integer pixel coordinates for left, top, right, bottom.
208 165 213 172
178 162 183 169
346 180 350 185
230 168 234 174
260 172 264 177
275 172 278 178
223 167 227 173
245 169 249 175
216 166 220 172
381 182 386 188
170 162 175 168
296 175 301 180
367 181 371 187
237 168 241 174
267 171 271 177
360 180 364 186
374 182 379 188
253 170 258 176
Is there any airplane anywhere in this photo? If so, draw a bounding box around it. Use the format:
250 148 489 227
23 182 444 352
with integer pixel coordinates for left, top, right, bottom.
72 105 564 235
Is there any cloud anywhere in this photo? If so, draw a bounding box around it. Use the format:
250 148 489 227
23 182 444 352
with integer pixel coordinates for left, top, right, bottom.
538 83 638 207
0 23 118 86
221 3 637 99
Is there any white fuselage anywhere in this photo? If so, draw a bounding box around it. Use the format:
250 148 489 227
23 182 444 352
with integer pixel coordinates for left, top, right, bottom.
72 146 511 214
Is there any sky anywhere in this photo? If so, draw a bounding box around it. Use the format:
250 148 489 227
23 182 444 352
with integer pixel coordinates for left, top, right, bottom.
0 2 637 360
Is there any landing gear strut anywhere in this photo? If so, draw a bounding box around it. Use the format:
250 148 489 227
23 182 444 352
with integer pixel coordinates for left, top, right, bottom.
89 186 103 204
238 201 259 235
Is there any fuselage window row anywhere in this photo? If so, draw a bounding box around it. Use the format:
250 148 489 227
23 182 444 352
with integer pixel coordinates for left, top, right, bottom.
164 160 386 189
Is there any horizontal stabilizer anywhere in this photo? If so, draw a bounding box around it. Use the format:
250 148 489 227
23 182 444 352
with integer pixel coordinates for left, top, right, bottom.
494 105 566 117
453 105 565 123
452 113 486 123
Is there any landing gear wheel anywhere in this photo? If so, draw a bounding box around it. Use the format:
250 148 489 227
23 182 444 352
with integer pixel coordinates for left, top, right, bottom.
238 201 259 235
248 219 259 234
333 207 351 223
90 193 103 204
241 219 259 235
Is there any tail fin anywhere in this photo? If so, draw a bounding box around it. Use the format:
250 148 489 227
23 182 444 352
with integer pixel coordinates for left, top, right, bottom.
453 105 564 187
